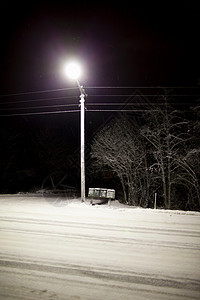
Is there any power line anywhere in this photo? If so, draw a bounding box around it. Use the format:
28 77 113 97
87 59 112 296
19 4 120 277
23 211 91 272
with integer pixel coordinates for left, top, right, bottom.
0 86 199 114
0 103 79 112
1 104 195 116
0 110 80 117
0 85 199 98
89 94 200 98
86 109 158 112
0 100 196 115
1 94 199 107
85 86 200 89
86 102 192 106
0 87 79 98
0 108 165 117
0 95 78 105
89 94 200 97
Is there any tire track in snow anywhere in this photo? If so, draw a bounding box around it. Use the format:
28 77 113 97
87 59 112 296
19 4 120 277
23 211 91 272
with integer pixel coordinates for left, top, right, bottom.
0 259 200 293
0 202 200 300
0 216 200 250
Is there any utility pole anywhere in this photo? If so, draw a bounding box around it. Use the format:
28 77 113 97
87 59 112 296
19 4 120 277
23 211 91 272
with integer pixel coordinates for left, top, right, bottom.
77 80 86 202
64 61 86 203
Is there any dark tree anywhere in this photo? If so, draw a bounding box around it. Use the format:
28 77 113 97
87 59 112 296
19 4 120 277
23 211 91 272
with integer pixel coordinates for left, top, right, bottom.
141 97 199 209
91 116 151 206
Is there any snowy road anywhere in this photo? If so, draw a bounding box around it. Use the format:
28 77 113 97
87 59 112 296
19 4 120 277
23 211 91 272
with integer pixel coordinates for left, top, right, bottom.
0 195 200 300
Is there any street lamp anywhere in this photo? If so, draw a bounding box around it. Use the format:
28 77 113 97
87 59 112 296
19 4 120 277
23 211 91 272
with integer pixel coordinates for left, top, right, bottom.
64 62 86 203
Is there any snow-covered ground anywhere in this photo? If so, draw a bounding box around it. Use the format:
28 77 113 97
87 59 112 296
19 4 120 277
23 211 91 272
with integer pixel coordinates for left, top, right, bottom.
0 194 200 300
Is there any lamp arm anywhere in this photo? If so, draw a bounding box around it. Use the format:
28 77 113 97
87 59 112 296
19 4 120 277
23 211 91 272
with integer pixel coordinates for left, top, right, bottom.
76 80 87 97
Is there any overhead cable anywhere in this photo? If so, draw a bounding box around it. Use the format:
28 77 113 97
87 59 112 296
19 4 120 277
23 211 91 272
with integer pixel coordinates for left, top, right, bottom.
0 110 80 117
0 87 79 98
0 85 199 98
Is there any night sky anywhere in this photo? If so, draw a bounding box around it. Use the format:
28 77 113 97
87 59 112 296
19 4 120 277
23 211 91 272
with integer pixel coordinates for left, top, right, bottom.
0 2 200 92
0 2 200 193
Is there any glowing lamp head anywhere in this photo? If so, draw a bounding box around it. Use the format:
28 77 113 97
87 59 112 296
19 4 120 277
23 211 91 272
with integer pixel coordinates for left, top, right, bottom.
64 62 81 80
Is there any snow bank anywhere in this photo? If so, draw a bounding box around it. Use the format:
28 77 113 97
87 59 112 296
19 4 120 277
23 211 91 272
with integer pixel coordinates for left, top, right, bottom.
1 194 200 216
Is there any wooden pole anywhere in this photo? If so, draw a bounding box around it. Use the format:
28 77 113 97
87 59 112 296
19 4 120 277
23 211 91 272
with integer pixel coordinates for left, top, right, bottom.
154 192 157 209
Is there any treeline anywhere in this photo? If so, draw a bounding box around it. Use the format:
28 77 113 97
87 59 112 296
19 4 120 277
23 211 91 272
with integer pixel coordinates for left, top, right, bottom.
0 119 79 193
91 99 200 211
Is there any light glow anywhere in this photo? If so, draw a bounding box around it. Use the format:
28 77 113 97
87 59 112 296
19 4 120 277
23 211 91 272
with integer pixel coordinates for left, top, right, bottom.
63 62 82 80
